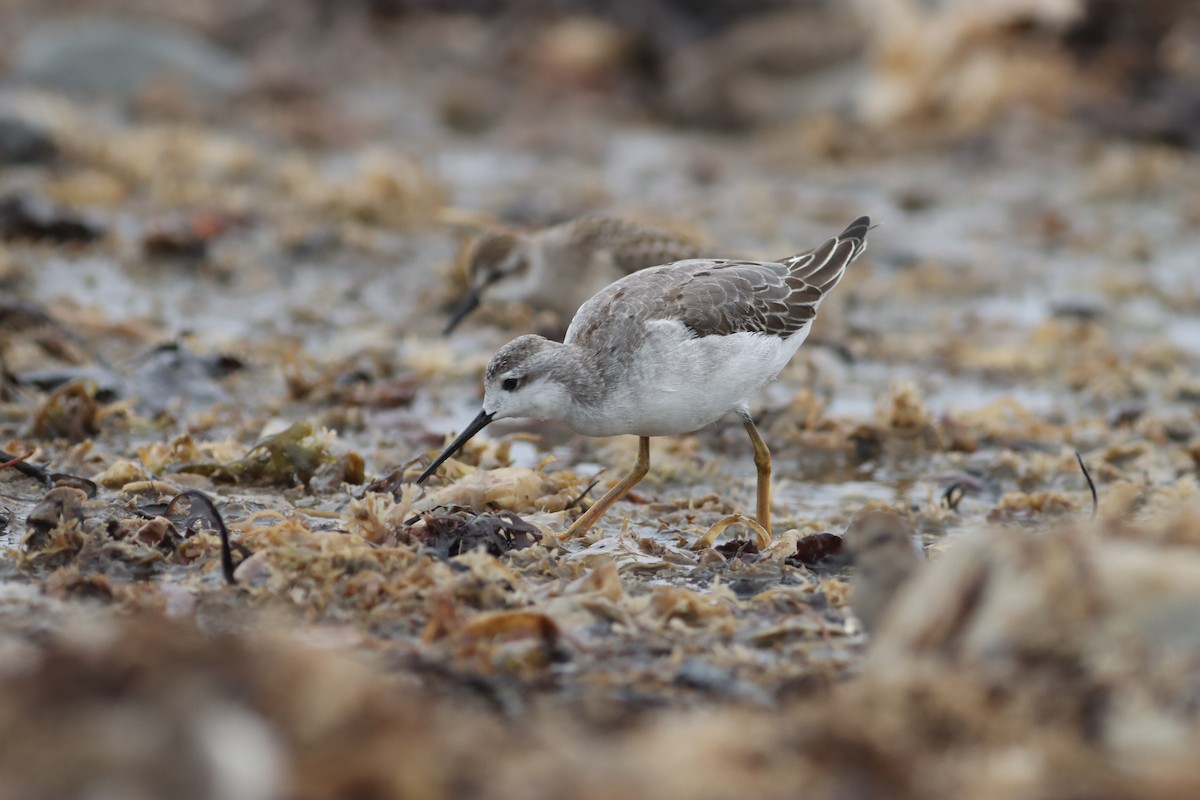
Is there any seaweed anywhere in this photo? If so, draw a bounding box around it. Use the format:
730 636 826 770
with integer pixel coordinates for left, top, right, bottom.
165 490 244 585
172 421 362 488
0 447 97 496
409 507 542 560
0 193 101 243
787 532 845 567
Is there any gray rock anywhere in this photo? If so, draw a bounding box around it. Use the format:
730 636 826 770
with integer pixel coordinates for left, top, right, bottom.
12 16 247 101
0 117 57 165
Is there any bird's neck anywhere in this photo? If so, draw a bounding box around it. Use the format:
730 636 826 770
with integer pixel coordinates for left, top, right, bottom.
540 340 615 424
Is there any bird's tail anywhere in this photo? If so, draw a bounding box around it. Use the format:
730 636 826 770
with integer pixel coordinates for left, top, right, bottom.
779 215 871 294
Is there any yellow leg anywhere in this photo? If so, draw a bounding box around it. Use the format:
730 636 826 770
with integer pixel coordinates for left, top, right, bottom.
739 411 772 535
564 436 650 538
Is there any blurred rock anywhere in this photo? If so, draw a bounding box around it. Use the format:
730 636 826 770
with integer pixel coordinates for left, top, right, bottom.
12 16 247 102
141 211 240 263
663 6 866 128
0 194 101 244
439 79 502 134
842 509 921 634
855 0 1084 131
1080 83 1200 148
282 146 445 229
1068 0 1200 147
124 344 234 417
867 523 1200 760
1066 0 1200 77
530 17 634 90
25 487 87 538
0 117 57 166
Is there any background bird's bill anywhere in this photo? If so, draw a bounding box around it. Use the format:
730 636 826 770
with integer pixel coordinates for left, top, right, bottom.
415 408 495 482
442 290 481 335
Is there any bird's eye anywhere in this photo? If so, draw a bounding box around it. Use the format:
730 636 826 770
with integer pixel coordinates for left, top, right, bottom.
501 376 521 392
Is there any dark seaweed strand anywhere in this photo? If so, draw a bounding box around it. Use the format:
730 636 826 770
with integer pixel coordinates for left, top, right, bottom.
942 482 965 511
167 490 240 585
0 448 98 496
1075 451 1098 518
566 475 604 510
0 450 33 470
0 447 54 487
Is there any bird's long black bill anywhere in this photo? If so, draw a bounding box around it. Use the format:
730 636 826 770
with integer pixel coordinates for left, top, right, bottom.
415 409 494 483
442 291 481 336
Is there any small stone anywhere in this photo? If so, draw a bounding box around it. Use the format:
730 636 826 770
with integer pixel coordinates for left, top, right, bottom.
0 194 102 243
0 117 57 165
93 459 147 490
26 487 88 534
132 517 176 548
13 16 247 102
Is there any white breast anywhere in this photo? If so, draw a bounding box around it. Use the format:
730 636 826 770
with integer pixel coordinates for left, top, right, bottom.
564 320 810 437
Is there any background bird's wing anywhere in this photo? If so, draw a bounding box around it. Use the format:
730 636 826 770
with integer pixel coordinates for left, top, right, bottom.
568 216 708 276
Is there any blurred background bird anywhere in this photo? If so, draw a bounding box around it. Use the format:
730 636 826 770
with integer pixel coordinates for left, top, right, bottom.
443 214 713 334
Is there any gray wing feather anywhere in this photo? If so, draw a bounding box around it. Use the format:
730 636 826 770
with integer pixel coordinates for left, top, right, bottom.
567 216 870 346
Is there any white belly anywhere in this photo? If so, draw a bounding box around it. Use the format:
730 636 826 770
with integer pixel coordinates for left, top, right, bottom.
565 321 809 437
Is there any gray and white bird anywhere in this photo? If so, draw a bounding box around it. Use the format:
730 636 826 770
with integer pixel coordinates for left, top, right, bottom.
420 216 872 538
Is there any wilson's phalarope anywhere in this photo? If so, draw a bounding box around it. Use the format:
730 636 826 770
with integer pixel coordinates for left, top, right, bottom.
421 216 872 538
444 214 709 334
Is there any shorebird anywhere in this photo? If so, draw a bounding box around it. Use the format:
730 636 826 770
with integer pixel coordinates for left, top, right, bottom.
443 215 708 334
840 509 922 634
419 216 872 538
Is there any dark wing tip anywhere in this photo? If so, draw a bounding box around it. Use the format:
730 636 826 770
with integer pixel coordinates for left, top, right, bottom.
839 215 872 245
778 216 873 269
782 215 872 288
